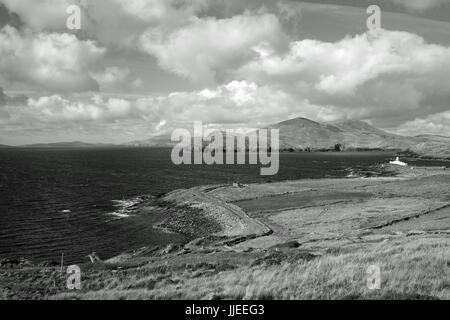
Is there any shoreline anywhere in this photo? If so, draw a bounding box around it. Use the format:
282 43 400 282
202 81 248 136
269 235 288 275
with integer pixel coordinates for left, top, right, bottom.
2 162 446 264
1 163 449 299
151 164 449 250
106 163 449 262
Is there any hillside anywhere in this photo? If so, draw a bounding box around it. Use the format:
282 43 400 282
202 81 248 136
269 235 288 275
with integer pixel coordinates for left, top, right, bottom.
410 135 450 158
23 141 117 149
123 134 175 147
267 118 416 151
268 117 343 150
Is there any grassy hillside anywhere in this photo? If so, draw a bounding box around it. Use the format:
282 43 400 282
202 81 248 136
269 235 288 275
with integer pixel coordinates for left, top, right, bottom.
411 135 450 158
46 236 447 300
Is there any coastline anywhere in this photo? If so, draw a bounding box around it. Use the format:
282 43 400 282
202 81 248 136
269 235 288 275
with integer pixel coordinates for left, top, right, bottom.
150 164 449 251
1 163 449 299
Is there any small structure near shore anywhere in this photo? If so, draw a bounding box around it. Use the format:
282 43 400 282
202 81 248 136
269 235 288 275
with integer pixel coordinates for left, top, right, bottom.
389 157 408 167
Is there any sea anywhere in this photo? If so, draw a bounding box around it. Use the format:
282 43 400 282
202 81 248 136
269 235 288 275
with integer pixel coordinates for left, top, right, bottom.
0 148 445 264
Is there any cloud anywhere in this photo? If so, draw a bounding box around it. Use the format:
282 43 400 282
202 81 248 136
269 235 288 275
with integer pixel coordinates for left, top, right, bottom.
132 78 143 88
240 29 450 94
0 80 322 142
2 74 449 143
112 0 208 22
393 111 450 136
140 12 286 84
0 0 214 46
0 26 106 92
135 80 300 126
1 94 133 127
0 87 28 106
0 0 72 31
237 29 450 128
91 67 130 90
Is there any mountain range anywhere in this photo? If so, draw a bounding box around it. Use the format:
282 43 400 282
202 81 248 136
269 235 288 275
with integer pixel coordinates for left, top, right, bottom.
123 117 449 158
2 117 449 158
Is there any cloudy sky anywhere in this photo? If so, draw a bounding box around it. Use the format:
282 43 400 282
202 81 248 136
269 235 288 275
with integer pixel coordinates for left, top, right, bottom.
1 0 450 145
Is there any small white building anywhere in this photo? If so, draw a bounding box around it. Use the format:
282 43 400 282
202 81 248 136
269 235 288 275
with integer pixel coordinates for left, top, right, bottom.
389 157 407 167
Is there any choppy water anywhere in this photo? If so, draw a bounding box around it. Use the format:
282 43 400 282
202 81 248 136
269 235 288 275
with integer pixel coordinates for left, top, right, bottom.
0 148 413 263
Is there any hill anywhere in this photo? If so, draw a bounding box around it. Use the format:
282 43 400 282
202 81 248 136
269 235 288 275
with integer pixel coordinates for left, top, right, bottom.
22 141 117 149
268 118 416 151
123 131 246 149
123 134 176 147
410 135 450 158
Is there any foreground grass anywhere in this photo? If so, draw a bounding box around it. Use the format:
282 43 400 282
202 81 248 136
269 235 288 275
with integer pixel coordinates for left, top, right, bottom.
49 235 449 300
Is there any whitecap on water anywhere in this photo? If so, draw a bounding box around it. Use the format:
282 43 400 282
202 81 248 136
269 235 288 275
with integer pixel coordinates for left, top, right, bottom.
107 196 149 220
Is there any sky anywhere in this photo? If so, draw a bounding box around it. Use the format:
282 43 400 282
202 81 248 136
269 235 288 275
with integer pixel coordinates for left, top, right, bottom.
0 0 450 145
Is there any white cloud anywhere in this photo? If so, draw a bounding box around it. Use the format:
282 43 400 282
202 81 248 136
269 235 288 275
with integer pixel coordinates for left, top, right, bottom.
140 12 286 84
1 94 133 125
394 111 450 136
237 29 450 128
0 26 105 92
240 29 450 95
0 80 322 140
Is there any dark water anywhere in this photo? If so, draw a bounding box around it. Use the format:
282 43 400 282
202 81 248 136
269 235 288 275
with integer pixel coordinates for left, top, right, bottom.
0 148 406 263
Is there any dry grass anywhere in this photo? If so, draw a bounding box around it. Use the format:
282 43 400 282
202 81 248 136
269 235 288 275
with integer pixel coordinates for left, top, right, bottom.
49 235 449 300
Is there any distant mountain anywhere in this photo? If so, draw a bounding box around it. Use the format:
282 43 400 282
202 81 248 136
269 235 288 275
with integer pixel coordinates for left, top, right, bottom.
122 134 175 147
23 141 117 149
124 130 253 150
0 144 14 148
268 118 415 151
268 117 343 149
